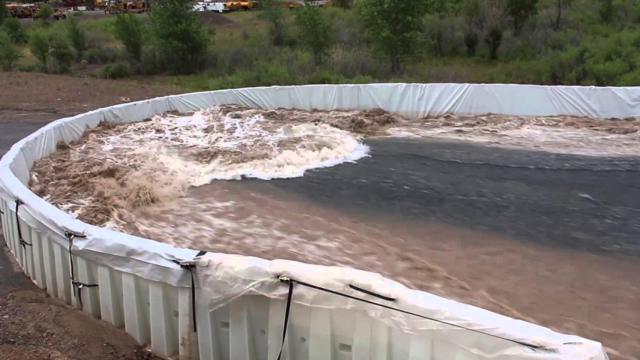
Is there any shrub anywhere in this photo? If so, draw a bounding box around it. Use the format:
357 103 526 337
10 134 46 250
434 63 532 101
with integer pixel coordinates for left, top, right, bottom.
505 0 538 35
47 35 74 73
102 63 130 79
0 0 7 26
464 30 478 56
485 25 503 60
0 32 20 70
294 6 334 64
84 46 119 64
3 18 26 44
36 5 54 22
114 14 144 63
65 16 86 60
260 0 286 46
28 28 74 73
149 0 208 74
29 29 50 65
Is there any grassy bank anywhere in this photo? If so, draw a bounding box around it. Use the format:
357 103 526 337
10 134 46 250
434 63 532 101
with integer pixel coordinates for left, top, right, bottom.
1 0 639 91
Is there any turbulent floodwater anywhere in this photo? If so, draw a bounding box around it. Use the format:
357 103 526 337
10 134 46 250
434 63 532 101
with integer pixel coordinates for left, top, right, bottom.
29 107 640 359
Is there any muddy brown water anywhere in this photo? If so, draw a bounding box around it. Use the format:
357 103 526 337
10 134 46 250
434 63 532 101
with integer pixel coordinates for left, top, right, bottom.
26 108 640 360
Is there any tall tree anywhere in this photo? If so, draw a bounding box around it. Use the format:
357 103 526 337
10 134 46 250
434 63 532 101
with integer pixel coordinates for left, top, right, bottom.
0 0 7 26
114 14 144 63
150 0 208 74
554 0 573 31
295 5 334 64
358 0 429 74
505 0 537 35
599 0 614 23
260 0 286 46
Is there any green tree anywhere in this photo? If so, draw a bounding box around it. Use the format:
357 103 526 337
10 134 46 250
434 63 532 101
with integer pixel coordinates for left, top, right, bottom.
260 0 286 46
464 30 478 56
553 0 573 31
36 4 53 22
485 25 502 60
149 0 208 74
295 5 333 64
505 0 537 35
333 0 354 8
29 29 49 65
0 0 8 26
599 0 614 23
358 0 429 73
3 17 27 44
48 35 74 73
0 32 20 70
65 16 86 60
114 13 144 63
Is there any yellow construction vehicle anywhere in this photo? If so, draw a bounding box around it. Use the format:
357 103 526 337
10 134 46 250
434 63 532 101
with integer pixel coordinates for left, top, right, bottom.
105 0 149 14
225 1 258 11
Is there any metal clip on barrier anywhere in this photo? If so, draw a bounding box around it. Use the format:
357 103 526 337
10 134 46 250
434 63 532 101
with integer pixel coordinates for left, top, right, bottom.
173 250 207 333
64 229 97 308
15 199 32 249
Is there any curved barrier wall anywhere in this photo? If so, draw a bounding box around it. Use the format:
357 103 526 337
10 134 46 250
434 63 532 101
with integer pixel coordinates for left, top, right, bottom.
0 84 621 360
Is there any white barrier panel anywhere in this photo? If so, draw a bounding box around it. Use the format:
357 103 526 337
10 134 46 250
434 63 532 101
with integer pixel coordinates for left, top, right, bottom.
0 84 622 360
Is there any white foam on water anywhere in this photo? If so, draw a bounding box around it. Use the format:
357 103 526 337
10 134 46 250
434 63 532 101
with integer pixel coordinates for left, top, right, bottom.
98 107 369 186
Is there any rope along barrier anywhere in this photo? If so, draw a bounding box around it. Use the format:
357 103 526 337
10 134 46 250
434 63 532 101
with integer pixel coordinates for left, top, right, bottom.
65 230 98 309
172 250 207 333
275 276 546 359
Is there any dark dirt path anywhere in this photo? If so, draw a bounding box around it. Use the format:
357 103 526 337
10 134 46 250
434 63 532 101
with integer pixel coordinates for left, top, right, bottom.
0 71 175 359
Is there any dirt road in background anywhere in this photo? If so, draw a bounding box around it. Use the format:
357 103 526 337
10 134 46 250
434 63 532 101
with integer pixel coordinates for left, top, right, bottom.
0 71 174 359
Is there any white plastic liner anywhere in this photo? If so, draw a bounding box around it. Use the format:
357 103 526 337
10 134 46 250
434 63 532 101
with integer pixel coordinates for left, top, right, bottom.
0 83 625 359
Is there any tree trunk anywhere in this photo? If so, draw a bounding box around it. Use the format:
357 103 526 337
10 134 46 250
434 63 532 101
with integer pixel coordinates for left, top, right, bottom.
554 0 562 31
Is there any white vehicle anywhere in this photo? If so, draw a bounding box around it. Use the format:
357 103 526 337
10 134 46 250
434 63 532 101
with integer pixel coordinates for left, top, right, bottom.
193 1 225 13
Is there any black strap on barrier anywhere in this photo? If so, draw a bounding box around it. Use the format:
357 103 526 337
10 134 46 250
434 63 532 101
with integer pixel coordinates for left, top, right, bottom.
276 276 545 358
276 277 294 360
65 230 98 309
172 250 207 333
15 200 32 249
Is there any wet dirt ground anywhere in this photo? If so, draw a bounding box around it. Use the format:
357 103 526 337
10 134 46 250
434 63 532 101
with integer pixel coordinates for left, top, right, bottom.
0 71 174 359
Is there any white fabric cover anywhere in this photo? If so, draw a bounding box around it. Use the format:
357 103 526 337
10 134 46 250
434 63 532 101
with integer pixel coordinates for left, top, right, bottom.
1 83 627 359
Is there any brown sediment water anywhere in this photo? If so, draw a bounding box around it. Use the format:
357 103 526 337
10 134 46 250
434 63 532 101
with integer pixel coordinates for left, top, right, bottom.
131 181 640 359
27 107 640 360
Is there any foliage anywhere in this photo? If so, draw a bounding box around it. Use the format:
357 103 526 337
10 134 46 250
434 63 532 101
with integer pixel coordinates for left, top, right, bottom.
149 0 208 74
36 4 54 21
28 28 74 73
464 31 478 56
48 35 74 73
114 14 144 63
65 16 86 60
599 0 614 23
0 0 7 26
102 63 130 79
358 0 429 73
0 32 20 70
259 0 286 46
332 0 354 9
2 18 27 44
294 5 334 64
505 0 538 35
485 25 503 60
84 46 119 64
28 29 49 65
